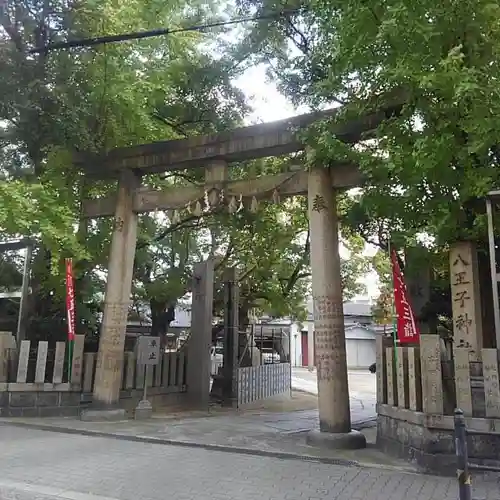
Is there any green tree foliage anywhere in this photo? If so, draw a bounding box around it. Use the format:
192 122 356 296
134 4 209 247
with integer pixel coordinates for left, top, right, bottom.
0 0 248 339
236 0 500 238
235 0 500 326
339 233 369 301
0 0 372 342
0 0 248 244
370 249 393 326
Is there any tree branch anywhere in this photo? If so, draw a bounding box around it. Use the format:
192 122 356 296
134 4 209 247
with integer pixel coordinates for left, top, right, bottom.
151 112 188 137
214 239 234 270
358 230 387 251
137 209 221 249
0 4 25 52
284 18 310 54
159 171 201 185
282 228 310 297
239 265 258 282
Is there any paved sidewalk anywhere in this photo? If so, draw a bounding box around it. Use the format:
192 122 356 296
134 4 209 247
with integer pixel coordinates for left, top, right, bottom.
0 424 498 500
1 401 390 470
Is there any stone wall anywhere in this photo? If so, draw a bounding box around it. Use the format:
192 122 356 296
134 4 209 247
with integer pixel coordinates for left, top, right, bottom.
116 387 187 414
377 404 500 476
0 336 188 418
376 336 500 475
0 386 81 417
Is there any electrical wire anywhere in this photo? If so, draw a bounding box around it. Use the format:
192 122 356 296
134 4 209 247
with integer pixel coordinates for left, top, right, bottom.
29 9 303 54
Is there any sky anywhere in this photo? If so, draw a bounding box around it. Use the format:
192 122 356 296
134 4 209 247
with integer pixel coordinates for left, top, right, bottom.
234 65 380 300
235 64 299 124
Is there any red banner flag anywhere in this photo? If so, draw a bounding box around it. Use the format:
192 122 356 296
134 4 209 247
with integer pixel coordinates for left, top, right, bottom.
391 250 420 344
65 258 76 342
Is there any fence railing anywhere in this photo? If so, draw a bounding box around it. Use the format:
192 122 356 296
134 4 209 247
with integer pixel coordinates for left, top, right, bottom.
0 336 186 394
454 408 500 500
237 363 291 406
377 335 500 418
0 337 85 389
118 349 186 393
2 332 292 409
238 324 291 368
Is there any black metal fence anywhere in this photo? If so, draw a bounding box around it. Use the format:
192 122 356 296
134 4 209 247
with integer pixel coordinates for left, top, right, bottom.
243 324 290 365
454 408 500 500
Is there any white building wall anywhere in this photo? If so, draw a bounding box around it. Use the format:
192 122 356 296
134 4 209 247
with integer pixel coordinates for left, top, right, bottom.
170 307 191 328
345 338 376 368
294 321 376 369
345 326 376 369
290 322 302 367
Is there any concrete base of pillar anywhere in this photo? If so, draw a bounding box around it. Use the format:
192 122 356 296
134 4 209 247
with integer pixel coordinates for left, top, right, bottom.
80 408 127 422
306 429 367 450
134 400 153 420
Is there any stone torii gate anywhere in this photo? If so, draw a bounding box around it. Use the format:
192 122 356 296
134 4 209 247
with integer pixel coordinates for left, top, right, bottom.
78 96 402 447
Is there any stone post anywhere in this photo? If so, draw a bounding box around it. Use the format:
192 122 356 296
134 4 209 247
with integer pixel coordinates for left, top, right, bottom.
450 242 483 361
186 260 214 408
0 333 16 383
89 170 140 414
306 167 365 449
482 348 500 418
407 347 422 411
396 346 409 409
0 333 14 382
386 347 397 406
222 267 239 406
420 335 444 414
454 348 473 416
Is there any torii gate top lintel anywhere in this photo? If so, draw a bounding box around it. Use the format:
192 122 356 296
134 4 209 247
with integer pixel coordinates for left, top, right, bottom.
75 92 405 178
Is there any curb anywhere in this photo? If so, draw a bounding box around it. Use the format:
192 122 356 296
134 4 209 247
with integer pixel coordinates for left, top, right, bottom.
0 419 358 468
290 388 317 396
353 418 377 430
1 419 423 476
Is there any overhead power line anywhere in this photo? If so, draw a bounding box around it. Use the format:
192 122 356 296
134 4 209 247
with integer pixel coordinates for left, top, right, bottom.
29 9 302 54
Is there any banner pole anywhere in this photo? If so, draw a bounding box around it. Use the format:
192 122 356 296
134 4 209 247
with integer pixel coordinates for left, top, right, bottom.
65 258 76 383
388 238 398 366
67 337 73 381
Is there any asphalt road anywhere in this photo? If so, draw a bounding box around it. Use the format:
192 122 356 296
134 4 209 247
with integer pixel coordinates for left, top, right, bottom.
291 367 377 423
291 367 376 397
0 424 498 500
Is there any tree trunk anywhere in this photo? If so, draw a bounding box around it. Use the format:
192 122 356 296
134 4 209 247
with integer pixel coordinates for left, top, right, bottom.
150 299 175 349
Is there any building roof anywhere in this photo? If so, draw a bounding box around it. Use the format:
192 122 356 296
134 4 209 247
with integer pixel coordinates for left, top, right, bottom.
306 298 372 318
343 301 373 317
